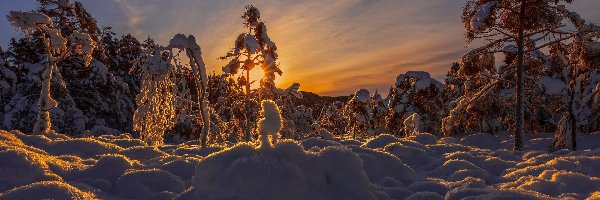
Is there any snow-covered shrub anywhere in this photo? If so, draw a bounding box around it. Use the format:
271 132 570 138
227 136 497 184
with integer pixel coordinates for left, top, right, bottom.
257 100 282 149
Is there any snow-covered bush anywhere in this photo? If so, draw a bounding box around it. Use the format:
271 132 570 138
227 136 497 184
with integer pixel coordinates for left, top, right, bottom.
257 100 282 149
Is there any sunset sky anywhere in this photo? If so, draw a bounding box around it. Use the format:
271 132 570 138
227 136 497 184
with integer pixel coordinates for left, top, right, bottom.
2 0 600 96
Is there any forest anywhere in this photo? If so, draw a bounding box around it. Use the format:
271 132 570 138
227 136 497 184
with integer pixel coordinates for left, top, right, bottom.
0 0 599 199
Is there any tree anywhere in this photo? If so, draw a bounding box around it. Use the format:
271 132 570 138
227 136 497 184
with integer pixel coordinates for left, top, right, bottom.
318 101 346 136
220 5 282 141
461 0 599 150
7 11 96 134
548 28 600 151
344 89 373 138
387 71 444 136
133 34 210 146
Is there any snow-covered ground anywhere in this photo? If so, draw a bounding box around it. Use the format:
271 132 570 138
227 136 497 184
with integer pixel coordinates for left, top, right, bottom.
1 129 599 200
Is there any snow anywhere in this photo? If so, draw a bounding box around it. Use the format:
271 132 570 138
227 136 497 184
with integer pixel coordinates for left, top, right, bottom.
115 169 185 199
403 113 422 136
68 31 96 67
355 88 371 103
470 1 498 32
539 76 567 95
6 11 52 31
396 71 443 91
257 100 282 149
244 34 260 53
1 129 600 199
0 181 96 199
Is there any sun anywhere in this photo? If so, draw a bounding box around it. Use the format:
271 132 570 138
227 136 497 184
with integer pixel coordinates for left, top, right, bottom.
248 67 265 89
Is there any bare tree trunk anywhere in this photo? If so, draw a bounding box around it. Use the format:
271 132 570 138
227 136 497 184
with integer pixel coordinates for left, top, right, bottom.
514 0 526 151
569 92 577 151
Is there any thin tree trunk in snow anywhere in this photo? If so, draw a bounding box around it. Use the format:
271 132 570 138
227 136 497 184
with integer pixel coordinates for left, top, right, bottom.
568 69 577 151
33 35 58 135
514 0 526 151
245 68 251 142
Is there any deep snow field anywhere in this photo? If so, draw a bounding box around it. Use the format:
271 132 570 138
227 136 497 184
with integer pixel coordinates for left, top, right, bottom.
1 129 599 200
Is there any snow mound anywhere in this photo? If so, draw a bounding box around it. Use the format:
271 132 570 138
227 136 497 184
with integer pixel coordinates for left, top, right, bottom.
300 137 342 150
460 133 503 150
0 130 24 146
118 146 167 162
432 159 483 177
406 181 448 196
192 141 389 200
384 142 432 167
0 181 95 199
115 169 185 199
173 145 222 157
0 149 61 191
350 146 418 186
405 191 444 200
363 134 400 149
43 138 123 158
110 138 147 148
85 154 133 181
447 169 492 183
502 170 600 198
446 187 552 200
410 133 438 145
160 158 199 181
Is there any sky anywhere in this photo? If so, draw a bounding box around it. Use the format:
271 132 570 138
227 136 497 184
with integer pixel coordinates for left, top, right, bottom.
2 0 600 96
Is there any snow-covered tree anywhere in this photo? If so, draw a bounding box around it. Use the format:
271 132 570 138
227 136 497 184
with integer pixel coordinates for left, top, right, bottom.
206 73 247 142
344 89 374 138
318 101 346 136
220 5 283 142
133 34 210 145
441 53 506 136
461 0 600 150
386 71 444 136
547 29 600 151
7 11 96 135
